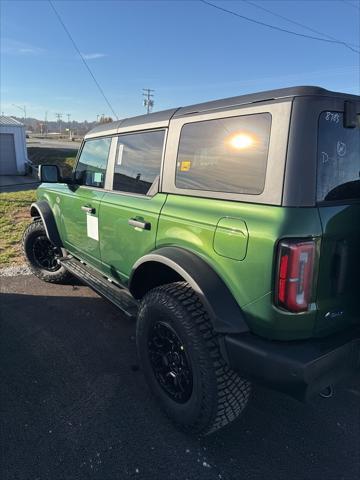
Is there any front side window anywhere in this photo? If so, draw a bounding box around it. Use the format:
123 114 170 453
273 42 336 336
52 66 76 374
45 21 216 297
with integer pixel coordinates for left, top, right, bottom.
317 111 360 202
113 130 165 195
75 137 111 188
175 113 272 195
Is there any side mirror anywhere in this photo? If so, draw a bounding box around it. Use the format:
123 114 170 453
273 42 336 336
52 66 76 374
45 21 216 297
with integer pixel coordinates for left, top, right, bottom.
39 164 60 183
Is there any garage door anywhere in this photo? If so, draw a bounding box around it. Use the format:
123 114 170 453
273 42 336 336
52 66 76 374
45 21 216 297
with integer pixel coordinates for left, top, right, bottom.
0 133 17 175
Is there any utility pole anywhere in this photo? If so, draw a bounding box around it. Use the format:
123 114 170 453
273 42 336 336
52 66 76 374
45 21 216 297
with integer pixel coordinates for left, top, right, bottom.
67 113 71 139
96 114 99 123
44 111 48 137
142 88 154 114
55 113 63 134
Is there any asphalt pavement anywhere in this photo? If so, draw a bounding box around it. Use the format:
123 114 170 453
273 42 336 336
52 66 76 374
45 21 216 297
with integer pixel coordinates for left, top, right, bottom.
1 275 359 480
0 175 39 192
27 137 81 150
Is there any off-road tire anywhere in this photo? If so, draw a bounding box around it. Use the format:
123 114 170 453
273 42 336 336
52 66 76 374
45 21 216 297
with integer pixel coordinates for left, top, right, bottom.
22 220 72 284
136 281 251 435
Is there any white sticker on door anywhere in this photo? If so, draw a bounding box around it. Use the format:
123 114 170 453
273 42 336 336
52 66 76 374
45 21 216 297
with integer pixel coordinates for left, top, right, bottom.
116 144 124 165
87 214 99 241
94 172 103 183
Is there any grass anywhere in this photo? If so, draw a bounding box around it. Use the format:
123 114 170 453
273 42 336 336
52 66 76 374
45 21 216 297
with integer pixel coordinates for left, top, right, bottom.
0 148 78 267
28 146 78 177
0 190 36 267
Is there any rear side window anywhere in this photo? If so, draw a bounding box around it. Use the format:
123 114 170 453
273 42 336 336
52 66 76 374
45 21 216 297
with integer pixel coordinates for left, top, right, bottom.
317 111 360 202
75 137 111 188
113 130 165 195
175 113 271 195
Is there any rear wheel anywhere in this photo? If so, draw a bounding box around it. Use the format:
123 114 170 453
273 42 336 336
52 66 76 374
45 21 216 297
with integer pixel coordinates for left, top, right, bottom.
22 220 71 284
136 281 251 435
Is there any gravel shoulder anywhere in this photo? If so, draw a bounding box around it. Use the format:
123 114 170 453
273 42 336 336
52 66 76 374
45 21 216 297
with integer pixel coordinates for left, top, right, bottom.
0 263 32 276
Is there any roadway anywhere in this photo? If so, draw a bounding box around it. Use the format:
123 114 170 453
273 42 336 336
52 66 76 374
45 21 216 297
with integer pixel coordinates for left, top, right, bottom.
27 137 81 150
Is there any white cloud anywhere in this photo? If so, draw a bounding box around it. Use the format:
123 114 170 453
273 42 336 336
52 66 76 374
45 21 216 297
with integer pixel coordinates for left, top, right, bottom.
1 38 45 55
82 52 107 60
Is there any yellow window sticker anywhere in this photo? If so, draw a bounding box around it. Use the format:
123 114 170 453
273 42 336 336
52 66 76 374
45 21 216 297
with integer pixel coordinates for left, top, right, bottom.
180 160 191 172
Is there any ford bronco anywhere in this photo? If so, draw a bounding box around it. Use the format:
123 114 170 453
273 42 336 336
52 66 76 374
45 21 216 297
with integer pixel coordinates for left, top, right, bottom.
23 86 360 435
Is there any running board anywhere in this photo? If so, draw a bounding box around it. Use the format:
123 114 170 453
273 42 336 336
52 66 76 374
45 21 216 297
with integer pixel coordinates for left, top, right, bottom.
60 257 138 319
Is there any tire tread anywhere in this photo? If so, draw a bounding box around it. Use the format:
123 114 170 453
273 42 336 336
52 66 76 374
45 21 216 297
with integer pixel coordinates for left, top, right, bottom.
22 220 72 284
139 281 251 435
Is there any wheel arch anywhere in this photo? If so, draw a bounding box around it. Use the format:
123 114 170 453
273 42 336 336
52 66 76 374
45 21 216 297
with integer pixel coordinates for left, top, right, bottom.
30 200 63 247
129 246 249 334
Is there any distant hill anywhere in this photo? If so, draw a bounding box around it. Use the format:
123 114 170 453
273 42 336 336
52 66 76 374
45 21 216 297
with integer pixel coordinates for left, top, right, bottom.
10 116 113 137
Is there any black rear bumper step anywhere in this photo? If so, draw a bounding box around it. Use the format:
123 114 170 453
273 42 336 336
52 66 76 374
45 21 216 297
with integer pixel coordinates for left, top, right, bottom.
60 257 138 319
223 327 360 401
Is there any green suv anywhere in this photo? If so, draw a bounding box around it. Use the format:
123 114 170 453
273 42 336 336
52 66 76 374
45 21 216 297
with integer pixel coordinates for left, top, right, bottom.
23 86 360 435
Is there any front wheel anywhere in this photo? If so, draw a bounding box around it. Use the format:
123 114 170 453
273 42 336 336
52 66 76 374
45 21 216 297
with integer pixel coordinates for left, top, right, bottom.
136 282 251 435
22 220 72 284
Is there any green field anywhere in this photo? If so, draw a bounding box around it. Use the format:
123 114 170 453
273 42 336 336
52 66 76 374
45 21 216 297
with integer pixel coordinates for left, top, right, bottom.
0 190 37 266
0 148 78 268
27 146 78 177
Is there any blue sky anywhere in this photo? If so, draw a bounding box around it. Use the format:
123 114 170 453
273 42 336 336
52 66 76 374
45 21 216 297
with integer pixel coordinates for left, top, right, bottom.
1 0 359 121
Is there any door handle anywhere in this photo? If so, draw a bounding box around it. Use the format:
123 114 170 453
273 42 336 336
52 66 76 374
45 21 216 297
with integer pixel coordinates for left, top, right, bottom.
128 218 151 230
81 205 95 214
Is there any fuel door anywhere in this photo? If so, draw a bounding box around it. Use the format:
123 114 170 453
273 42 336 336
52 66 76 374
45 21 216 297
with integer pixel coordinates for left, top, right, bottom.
213 217 249 261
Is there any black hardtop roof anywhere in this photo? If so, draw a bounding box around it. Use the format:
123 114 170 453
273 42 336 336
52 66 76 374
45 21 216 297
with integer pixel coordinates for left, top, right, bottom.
86 86 359 137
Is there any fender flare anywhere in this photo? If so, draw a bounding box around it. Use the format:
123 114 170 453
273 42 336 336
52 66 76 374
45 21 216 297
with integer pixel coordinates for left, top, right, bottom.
30 200 63 248
129 246 249 334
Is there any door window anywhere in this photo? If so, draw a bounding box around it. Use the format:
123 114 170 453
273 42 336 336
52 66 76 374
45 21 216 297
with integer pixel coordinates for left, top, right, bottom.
113 130 165 195
75 137 111 188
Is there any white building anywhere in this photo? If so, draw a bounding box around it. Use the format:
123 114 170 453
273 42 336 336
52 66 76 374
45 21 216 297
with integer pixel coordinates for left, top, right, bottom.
0 116 28 175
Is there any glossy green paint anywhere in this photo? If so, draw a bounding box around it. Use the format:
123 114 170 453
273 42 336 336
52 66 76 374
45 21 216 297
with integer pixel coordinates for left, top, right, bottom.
61 186 106 269
36 183 63 233
99 191 167 282
156 194 323 340
37 183 105 270
36 185 358 342
213 217 248 261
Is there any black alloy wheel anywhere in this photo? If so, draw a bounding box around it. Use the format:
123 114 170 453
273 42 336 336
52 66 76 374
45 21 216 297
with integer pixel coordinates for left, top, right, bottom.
148 320 193 404
32 235 61 271
23 220 72 284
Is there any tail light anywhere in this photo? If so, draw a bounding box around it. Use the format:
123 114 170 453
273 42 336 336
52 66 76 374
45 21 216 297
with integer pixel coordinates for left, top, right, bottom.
275 239 316 313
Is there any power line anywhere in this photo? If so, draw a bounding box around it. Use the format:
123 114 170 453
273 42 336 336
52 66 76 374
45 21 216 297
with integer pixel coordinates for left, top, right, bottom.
199 0 360 54
48 0 118 120
12 104 26 121
243 0 360 50
341 0 360 11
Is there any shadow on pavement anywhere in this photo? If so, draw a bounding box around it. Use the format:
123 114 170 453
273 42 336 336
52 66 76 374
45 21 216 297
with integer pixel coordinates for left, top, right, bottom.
1 291 359 480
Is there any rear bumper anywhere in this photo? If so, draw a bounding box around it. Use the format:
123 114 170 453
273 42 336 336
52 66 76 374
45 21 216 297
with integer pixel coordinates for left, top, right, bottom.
223 327 360 401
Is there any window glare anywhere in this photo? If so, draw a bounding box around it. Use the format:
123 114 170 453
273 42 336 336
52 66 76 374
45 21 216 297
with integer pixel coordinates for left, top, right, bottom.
75 137 111 188
113 130 164 195
176 113 272 195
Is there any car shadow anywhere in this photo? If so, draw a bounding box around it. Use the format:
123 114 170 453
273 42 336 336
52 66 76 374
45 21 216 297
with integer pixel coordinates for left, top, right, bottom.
1 291 358 480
